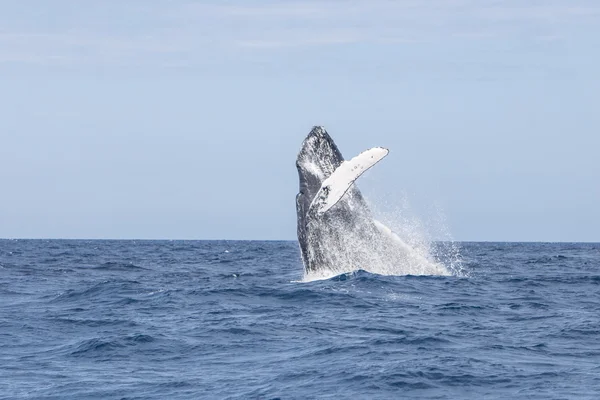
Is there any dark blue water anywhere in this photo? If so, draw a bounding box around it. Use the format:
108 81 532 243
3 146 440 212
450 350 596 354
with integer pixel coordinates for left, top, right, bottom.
1 240 599 399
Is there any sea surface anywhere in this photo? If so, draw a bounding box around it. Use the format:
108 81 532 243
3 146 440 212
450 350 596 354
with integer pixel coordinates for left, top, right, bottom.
1 240 599 399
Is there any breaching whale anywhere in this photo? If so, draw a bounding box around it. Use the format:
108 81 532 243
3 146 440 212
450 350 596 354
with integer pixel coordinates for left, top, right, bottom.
295 126 448 277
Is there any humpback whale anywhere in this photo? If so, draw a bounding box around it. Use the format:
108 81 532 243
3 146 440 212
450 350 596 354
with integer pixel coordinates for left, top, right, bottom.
295 126 448 277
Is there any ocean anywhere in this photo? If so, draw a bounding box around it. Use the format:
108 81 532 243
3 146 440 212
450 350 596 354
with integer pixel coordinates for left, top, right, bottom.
1 239 599 399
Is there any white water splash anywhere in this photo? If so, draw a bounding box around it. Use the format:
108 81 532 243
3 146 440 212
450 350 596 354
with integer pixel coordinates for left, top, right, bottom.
427 203 467 277
302 190 463 282
366 192 465 277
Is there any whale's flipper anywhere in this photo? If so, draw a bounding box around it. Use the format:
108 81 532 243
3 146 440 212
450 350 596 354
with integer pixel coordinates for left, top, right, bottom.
309 147 389 215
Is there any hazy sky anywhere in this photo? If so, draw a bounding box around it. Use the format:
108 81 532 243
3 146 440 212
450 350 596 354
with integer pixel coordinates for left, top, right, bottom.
1 1 599 241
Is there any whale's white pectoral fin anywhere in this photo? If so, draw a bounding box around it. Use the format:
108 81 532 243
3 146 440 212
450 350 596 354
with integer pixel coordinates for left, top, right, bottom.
309 147 389 215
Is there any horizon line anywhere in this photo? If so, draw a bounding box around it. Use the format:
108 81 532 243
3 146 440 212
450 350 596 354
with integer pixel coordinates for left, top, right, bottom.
1 238 599 244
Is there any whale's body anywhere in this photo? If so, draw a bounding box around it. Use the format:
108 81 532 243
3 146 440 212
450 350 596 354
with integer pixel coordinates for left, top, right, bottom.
295 126 447 276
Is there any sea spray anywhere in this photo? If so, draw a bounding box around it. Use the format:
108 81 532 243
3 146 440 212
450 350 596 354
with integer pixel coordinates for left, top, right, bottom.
302 190 451 281
366 192 465 277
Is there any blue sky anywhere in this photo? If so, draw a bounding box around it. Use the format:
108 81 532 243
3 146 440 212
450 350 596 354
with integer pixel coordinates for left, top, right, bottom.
1 1 599 241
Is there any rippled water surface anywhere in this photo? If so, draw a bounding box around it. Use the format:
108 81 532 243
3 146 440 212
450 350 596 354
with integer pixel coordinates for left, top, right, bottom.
1 240 599 399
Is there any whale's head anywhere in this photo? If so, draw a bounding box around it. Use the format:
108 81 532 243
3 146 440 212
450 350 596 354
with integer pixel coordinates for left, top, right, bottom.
296 126 344 202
